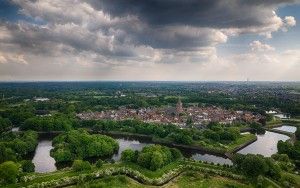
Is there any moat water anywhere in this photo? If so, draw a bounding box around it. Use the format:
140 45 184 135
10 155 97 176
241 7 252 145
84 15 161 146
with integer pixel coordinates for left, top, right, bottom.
31 125 294 173
272 125 297 133
237 131 290 157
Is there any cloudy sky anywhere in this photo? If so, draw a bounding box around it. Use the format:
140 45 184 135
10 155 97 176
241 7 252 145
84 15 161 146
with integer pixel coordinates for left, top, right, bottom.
0 0 299 81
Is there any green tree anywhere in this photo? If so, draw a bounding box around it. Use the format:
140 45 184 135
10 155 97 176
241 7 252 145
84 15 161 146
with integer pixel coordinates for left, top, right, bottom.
136 145 182 171
51 130 119 162
21 160 35 173
95 159 104 168
241 155 267 177
121 149 137 163
150 151 164 170
0 117 12 133
0 144 17 163
72 160 91 172
295 127 300 140
0 161 19 184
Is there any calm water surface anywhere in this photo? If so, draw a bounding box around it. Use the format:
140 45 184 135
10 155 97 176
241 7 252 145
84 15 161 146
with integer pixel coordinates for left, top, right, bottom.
32 140 57 173
237 131 290 157
273 125 296 133
33 127 292 172
32 136 232 172
112 138 150 161
191 153 232 165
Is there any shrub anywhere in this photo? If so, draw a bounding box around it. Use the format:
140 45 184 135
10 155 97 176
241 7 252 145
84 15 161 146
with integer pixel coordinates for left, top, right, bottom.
95 159 104 168
72 160 91 172
21 160 35 173
121 149 137 163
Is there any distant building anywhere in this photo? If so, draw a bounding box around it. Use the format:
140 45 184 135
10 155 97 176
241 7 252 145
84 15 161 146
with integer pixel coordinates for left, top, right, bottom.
34 97 49 102
176 98 183 114
266 110 277 114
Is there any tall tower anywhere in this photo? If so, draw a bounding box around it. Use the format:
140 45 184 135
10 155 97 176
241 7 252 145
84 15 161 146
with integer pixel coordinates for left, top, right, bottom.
176 98 183 114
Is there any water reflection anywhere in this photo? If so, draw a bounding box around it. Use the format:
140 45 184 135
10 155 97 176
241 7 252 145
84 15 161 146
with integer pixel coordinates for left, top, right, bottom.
30 130 291 172
237 131 289 157
32 140 57 173
273 125 296 133
191 153 232 165
113 137 232 165
32 134 233 172
112 138 150 161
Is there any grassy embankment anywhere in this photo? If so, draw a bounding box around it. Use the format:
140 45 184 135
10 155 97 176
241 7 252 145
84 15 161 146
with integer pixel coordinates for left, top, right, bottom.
5 161 252 188
70 172 251 188
266 117 300 128
5 159 289 188
152 133 257 154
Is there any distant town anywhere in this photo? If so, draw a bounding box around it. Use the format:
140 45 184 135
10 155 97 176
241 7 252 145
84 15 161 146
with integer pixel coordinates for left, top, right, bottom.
77 99 263 127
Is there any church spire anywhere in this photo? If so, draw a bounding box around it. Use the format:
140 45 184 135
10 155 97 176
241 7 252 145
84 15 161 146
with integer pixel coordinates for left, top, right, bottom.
176 98 183 114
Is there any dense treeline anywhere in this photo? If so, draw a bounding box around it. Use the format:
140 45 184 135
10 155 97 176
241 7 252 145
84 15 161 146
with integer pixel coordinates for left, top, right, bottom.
0 117 12 133
0 131 38 163
277 140 300 160
277 127 300 169
91 119 241 146
121 145 182 171
51 130 119 162
21 114 77 131
0 82 299 116
233 154 281 179
0 106 35 127
233 153 299 187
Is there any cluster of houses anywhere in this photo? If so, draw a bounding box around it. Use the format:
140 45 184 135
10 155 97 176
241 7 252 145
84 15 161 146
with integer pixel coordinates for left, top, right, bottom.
77 99 263 127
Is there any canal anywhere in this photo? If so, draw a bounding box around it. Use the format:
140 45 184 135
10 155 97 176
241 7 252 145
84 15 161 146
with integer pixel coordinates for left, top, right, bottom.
30 125 295 173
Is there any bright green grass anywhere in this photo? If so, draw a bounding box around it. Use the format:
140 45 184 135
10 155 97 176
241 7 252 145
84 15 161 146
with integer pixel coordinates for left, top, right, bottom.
112 161 183 179
192 133 256 153
5 161 232 188
281 172 300 187
67 175 150 188
266 119 283 127
226 133 257 152
5 162 182 187
167 171 252 188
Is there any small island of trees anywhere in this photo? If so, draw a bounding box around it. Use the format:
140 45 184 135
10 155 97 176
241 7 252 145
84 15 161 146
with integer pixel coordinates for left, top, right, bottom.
50 130 119 162
121 145 182 171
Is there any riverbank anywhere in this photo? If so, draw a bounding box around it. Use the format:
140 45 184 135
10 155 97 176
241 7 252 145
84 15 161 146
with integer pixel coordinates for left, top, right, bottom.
264 124 297 144
97 130 257 158
266 118 300 128
16 129 257 158
266 128 294 137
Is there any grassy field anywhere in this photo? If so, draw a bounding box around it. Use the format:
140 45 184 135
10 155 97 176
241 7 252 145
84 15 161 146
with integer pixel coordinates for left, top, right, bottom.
166 171 252 188
266 119 283 128
226 133 257 152
67 172 252 188
282 119 300 126
4 161 238 187
5 160 299 188
67 175 149 188
192 133 257 153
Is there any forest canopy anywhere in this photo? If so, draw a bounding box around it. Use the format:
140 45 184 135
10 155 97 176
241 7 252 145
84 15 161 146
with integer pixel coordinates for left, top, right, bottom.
51 130 119 162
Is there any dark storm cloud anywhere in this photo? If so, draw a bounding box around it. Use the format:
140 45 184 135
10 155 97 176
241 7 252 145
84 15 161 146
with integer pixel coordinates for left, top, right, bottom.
87 0 296 28
0 0 297 67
